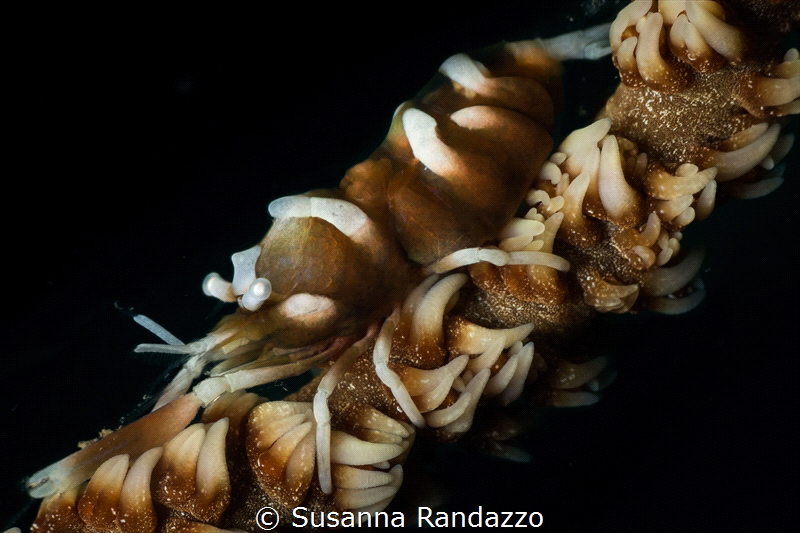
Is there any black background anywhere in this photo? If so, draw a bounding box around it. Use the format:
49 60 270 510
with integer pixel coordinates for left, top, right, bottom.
4 1 796 530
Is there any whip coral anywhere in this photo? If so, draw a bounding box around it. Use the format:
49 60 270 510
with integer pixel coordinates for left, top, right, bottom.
4 2 797 531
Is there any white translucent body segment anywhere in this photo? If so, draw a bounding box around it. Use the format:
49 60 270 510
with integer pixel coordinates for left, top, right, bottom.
484 355 518 396
694 180 717 220
609 0 653 51
230 245 262 295
267 196 385 260
333 464 403 513
537 22 613 60
449 320 534 355
684 0 745 62
549 357 609 390
132 328 236 411
195 418 231 506
439 53 490 92
118 447 162 531
538 161 564 184
642 247 705 296
152 353 208 410
313 327 377 494
202 244 267 309
659 0 688 25
400 274 439 321
329 432 403 466
427 368 490 434
240 278 272 312
154 424 206 501
77 453 128 529
497 342 535 405
333 465 394 490
409 274 468 347
402 355 469 397
202 272 236 302
246 402 317 509
427 247 509 273
135 331 231 356
499 218 545 241
191 339 338 407
598 135 640 220
268 196 365 237
372 313 426 428
708 123 781 181
132 312 184 346
27 393 202 499
559 118 611 160
644 164 717 200
506 251 570 271
635 13 684 89
559 172 592 233
402 355 469 413
467 337 505 374
480 341 535 406
402 108 463 178
277 293 334 318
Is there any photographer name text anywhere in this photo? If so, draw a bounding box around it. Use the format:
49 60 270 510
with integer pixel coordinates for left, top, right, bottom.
287 506 543 528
